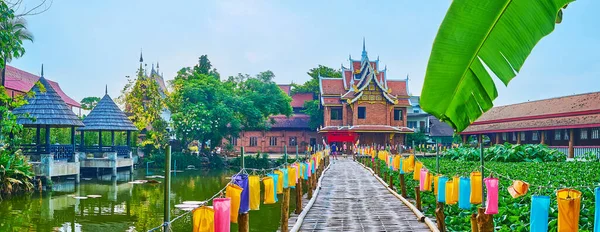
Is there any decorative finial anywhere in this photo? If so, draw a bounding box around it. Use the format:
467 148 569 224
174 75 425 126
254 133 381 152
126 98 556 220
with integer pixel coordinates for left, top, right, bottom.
105 85 108 95
156 62 160 73
41 64 44 77
139 49 144 63
362 37 366 51
361 37 368 60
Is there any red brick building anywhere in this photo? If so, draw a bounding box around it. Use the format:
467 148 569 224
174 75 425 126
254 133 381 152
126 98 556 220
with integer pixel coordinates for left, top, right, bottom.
461 92 600 158
318 42 413 146
231 85 321 154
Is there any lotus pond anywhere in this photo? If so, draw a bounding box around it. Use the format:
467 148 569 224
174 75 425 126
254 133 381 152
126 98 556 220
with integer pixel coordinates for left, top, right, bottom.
0 168 299 231
377 158 600 231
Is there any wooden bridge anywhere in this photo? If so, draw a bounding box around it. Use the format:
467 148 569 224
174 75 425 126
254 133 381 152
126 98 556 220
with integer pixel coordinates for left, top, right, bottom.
288 158 433 231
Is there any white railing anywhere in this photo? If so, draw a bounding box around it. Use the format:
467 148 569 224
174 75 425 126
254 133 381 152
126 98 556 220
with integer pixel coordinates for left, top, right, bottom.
549 146 600 158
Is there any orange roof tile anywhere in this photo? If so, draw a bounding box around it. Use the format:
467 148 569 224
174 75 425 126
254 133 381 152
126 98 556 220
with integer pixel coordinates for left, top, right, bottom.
321 79 345 95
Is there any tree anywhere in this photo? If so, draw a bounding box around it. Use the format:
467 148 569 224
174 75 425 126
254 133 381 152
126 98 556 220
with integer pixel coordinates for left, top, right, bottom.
80 96 100 110
292 65 341 130
0 8 33 87
420 0 572 132
406 130 428 146
196 55 220 79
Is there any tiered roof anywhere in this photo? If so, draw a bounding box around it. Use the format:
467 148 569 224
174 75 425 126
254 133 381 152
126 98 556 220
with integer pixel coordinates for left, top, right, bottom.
12 67 84 127
319 40 410 106
80 90 137 131
462 92 600 134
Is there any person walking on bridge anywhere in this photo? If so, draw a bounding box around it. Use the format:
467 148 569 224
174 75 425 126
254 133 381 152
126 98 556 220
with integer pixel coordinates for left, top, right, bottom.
331 143 338 161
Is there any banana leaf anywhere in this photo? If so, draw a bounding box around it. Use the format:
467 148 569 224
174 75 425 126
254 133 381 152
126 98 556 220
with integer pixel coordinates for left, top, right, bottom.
421 0 574 132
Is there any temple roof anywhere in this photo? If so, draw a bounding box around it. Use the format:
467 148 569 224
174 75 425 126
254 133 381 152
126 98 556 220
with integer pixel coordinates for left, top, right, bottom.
462 91 600 134
12 74 84 127
319 125 414 133
271 114 311 129
80 93 137 131
5 65 81 108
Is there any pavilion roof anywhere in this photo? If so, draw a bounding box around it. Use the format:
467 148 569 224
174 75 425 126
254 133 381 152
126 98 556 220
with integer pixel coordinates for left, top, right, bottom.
12 76 84 127
80 94 137 131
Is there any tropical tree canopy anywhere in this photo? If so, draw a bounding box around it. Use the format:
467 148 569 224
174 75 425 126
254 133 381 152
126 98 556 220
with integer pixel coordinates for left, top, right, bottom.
80 96 100 110
292 65 341 130
420 0 573 132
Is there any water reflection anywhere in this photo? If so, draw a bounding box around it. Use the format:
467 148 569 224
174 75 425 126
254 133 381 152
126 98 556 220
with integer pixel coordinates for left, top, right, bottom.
0 169 300 231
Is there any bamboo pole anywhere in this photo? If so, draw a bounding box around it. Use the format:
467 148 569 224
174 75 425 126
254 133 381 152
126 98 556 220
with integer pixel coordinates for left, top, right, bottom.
435 202 446 232
388 171 394 189
476 207 493 232
239 147 249 232
415 186 422 211
163 145 171 231
295 176 303 214
471 214 479 232
307 174 313 198
280 145 290 232
399 173 407 197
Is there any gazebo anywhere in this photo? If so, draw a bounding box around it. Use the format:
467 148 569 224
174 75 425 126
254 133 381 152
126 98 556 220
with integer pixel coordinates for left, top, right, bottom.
12 66 84 160
79 88 137 177
12 66 84 181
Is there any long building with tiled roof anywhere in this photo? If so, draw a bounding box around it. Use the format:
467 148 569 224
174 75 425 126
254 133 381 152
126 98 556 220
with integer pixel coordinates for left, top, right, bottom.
4 65 81 110
318 40 413 146
461 92 600 158
228 85 321 154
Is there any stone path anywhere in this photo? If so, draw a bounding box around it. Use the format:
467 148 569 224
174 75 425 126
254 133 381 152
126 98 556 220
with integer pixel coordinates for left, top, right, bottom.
294 158 431 231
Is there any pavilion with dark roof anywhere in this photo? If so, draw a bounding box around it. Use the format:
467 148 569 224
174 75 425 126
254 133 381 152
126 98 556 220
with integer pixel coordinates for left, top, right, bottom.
12 65 83 181
79 87 137 177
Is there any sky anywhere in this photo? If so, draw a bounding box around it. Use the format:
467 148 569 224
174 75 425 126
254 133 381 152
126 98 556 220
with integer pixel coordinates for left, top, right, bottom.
9 0 600 107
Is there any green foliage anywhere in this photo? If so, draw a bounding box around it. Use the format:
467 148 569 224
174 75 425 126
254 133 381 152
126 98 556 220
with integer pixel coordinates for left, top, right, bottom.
229 153 271 169
196 55 220 79
292 65 341 130
0 3 33 69
421 0 573 132
169 56 291 149
80 96 100 110
377 158 600 231
406 130 428 146
301 100 322 130
444 143 566 162
0 148 34 199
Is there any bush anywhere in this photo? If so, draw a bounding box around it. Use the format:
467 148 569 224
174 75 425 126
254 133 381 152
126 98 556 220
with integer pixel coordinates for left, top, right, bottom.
0 148 34 198
229 153 272 169
444 143 566 162
146 152 224 169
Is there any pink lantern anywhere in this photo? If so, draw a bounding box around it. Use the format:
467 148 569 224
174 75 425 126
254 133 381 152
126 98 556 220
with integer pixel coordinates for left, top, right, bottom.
419 168 428 191
213 198 231 232
484 177 499 214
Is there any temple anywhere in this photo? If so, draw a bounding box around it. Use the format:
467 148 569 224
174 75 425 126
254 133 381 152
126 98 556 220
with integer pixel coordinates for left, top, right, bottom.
318 40 413 145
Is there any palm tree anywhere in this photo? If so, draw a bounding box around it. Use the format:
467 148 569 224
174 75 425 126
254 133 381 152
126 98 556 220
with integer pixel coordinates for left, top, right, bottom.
1 17 34 87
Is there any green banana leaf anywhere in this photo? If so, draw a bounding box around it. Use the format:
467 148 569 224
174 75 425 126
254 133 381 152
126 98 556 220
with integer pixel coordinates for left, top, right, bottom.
421 0 573 132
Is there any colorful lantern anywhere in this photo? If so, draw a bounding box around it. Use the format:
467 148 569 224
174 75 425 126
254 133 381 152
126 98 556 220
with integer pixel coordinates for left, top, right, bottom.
225 183 243 223
273 170 283 194
248 175 260 210
484 177 499 215
289 167 297 189
557 188 581 232
530 195 550 232
437 176 448 203
192 206 214 232
508 180 529 198
470 171 482 204
419 168 427 191
446 180 457 205
459 177 471 210
232 174 249 214
413 162 423 180
282 168 289 188
266 174 278 202
213 198 231 232
596 188 600 232
263 176 276 204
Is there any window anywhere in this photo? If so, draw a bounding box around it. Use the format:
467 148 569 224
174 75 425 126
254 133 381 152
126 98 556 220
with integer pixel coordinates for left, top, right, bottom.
358 107 366 119
269 137 277 146
593 128 599 139
564 129 569 140
554 130 561 140
512 132 516 141
330 107 342 120
393 108 403 121
289 137 297 146
502 133 507 140
408 121 417 128
250 137 258 147
230 137 238 146
413 109 420 114
520 132 526 141
581 129 588 140
532 131 539 141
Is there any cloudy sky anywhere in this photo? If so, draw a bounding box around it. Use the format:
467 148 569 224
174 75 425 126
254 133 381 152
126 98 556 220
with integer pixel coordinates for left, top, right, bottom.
10 0 600 107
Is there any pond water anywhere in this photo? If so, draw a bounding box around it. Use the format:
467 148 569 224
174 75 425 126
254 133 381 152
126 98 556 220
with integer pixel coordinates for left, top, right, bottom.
0 168 300 232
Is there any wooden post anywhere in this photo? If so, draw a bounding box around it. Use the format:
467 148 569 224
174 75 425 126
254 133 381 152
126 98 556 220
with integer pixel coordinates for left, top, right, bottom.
399 173 407 197
540 131 545 145
238 213 249 232
462 134 467 144
476 207 493 232
471 214 479 232
280 187 290 232
307 175 313 199
495 133 500 145
295 176 303 214
435 202 446 232
517 132 521 144
388 171 394 189
415 186 422 211
568 129 574 158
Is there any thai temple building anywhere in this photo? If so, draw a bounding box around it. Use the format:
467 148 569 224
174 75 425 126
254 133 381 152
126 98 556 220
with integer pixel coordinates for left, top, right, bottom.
461 92 600 158
318 40 413 146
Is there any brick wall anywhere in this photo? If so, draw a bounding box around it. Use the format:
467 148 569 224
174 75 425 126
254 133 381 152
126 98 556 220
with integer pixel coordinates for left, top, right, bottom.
229 130 322 154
